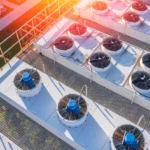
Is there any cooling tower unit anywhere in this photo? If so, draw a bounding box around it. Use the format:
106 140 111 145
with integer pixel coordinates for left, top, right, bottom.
123 11 141 26
68 23 89 39
140 53 150 73
13 68 42 97
102 37 124 55
89 52 111 72
53 36 76 57
131 1 148 15
130 71 150 94
111 124 145 150
91 1 108 15
57 94 88 127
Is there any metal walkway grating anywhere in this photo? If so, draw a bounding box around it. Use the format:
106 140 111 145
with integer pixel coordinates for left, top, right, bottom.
0 97 75 150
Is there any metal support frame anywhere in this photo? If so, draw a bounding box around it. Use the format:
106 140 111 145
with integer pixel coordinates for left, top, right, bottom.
0 0 79 68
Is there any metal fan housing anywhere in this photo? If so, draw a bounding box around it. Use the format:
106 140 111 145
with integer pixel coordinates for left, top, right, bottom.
68 23 89 39
140 53 150 73
102 37 123 55
89 52 112 72
130 71 150 94
57 94 88 127
111 124 145 150
53 36 75 57
123 11 141 26
92 1 108 15
131 1 148 15
14 69 42 97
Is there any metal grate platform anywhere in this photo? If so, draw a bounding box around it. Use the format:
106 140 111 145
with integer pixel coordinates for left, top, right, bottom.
0 95 75 150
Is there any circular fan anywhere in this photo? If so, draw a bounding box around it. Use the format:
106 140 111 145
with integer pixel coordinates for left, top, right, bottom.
131 71 150 94
112 124 145 150
92 1 108 15
53 36 75 56
123 11 140 26
14 69 40 90
89 52 111 72
14 69 42 97
57 94 88 127
131 1 148 15
68 23 88 39
140 53 150 73
102 37 123 55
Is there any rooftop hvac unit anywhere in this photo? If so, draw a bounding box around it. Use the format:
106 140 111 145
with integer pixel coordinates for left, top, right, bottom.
130 71 150 94
131 1 148 15
68 23 90 39
101 37 124 55
122 11 141 26
91 1 108 15
140 53 150 73
111 124 145 150
53 36 76 57
57 94 88 127
88 52 112 72
13 69 42 97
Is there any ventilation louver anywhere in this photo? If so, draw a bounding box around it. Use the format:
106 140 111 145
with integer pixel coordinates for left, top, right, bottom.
123 11 140 26
68 23 89 39
89 52 111 72
102 37 123 55
92 1 108 15
53 36 75 56
111 124 145 150
14 69 42 97
57 94 88 127
131 1 148 15
131 71 150 94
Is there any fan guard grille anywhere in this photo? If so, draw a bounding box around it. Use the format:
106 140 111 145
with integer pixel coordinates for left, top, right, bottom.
68 23 87 35
103 37 122 51
54 36 74 50
92 1 108 10
132 1 147 11
58 94 87 121
14 69 40 90
112 124 144 150
131 71 150 90
89 52 111 68
123 12 140 23
142 53 150 68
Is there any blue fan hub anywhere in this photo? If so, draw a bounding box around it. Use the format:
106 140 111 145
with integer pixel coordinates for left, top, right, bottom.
67 99 81 115
123 133 138 148
21 72 35 87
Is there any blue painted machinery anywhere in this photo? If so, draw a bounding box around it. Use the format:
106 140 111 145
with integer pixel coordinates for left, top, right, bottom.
21 72 35 87
123 133 139 149
66 99 81 115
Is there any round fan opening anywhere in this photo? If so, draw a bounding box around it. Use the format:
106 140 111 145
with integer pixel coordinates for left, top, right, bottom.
141 53 150 69
58 94 87 121
68 23 87 35
131 71 150 91
112 124 145 150
14 69 40 91
54 36 74 50
123 11 140 23
131 1 147 12
89 52 111 69
102 37 122 51
92 1 108 11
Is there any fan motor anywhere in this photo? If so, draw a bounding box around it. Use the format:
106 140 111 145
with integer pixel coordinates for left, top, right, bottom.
67 99 81 115
123 133 138 148
21 72 35 87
